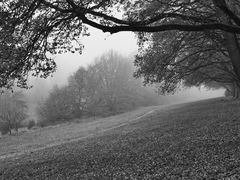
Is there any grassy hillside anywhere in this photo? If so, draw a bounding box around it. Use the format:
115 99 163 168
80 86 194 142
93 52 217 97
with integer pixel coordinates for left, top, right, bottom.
0 98 240 179
0 106 158 159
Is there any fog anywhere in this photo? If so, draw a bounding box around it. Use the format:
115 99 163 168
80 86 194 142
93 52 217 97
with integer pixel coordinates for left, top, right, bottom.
22 27 224 119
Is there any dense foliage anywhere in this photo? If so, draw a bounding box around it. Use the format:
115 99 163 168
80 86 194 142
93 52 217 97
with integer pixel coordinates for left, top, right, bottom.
134 30 235 93
38 52 158 124
132 1 240 97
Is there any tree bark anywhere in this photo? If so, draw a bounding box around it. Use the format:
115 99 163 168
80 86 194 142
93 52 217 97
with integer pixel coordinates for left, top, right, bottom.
235 82 240 99
232 82 240 99
224 32 240 82
231 83 236 97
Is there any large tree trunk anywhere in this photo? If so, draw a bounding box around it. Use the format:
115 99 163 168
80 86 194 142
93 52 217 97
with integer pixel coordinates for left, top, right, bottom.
235 82 240 99
226 82 240 98
232 82 240 99
224 32 240 82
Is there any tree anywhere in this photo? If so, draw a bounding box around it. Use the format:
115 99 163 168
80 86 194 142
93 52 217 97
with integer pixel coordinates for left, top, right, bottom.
68 51 158 116
37 85 74 124
0 91 28 135
134 29 237 94
87 51 158 116
68 67 91 117
132 1 240 97
1 0 240 88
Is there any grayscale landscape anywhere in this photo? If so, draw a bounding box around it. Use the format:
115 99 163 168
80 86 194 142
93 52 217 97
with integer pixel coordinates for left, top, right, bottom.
1 0 240 179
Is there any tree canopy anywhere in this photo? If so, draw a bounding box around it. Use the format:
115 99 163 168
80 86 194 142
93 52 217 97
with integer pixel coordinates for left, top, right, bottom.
1 0 240 89
134 30 235 94
132 0 240 95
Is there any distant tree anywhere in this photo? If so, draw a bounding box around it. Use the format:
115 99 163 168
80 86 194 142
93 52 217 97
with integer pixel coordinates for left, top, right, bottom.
68 67 90 117
84 51 158 116
0 91 28 135
37 85 74 124
83 65 104 117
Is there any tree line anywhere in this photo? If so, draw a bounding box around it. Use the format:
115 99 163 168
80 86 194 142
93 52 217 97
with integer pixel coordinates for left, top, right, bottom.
37 52 159 125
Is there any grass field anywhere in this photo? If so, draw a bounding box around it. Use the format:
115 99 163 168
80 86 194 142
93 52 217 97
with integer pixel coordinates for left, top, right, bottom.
0 97 240 179
0 105 161 159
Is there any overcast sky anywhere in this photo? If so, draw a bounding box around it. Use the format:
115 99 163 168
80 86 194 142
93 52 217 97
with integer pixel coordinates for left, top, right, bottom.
52 27 138 85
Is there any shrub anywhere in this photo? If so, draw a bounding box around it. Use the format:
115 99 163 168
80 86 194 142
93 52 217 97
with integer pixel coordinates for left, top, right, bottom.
37 86 74 125
37 120 47 128
27 120 36 129
0 123 10 135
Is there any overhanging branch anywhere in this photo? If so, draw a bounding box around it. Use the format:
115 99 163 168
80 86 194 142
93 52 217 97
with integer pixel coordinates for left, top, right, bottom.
40 1 240 34
81 16 240 34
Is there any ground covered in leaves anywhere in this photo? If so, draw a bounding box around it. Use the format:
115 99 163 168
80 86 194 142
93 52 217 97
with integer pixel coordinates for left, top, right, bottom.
0 98 240 179
0 106 157 159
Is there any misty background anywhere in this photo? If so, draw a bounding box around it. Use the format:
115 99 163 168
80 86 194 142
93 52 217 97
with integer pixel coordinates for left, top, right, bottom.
22 27 224 120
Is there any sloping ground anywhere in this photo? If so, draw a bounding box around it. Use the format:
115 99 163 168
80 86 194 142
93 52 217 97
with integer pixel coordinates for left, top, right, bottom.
0 98 240 179
0 105 159 159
